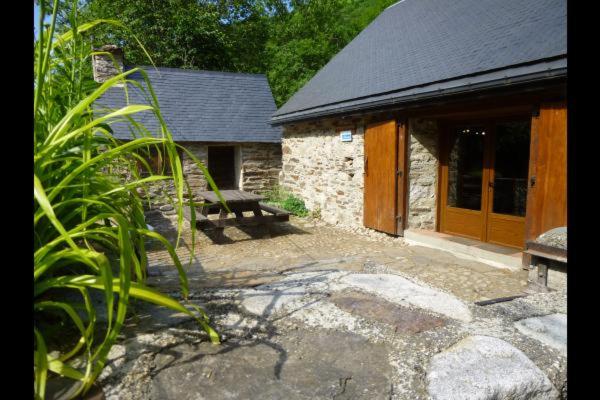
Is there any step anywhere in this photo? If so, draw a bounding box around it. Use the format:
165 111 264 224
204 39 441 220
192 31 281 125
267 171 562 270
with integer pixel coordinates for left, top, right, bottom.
403 229 523 270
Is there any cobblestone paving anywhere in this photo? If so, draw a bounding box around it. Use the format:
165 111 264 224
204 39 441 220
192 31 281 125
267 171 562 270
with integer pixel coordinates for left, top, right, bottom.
144 211 528 303
92 211 565 400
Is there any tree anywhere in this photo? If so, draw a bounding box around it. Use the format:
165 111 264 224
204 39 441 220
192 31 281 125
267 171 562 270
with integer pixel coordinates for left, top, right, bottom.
73 0 397 106
265 0 355 106
265 0 397 106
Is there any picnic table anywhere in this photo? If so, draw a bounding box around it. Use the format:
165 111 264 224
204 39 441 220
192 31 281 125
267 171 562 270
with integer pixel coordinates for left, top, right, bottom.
183 189 290 231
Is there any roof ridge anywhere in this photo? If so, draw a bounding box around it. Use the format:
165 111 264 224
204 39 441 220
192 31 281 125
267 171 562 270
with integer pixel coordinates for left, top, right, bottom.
386 0 409 10
129 66 267 78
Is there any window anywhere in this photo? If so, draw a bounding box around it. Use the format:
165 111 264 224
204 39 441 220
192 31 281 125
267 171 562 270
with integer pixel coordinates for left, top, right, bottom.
136 146 178 176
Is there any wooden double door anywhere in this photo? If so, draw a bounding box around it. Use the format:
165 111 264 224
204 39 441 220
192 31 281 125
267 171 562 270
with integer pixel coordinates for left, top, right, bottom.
439 117 532 248
439 103 567 249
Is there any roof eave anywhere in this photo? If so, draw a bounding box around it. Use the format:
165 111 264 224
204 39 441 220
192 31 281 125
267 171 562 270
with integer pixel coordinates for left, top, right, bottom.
271 62 567 126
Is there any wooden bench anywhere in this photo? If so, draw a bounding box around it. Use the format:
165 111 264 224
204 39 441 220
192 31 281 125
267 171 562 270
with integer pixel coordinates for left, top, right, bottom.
524 241 567 289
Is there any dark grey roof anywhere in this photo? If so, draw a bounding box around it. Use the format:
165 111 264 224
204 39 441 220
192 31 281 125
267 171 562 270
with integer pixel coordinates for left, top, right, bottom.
96 67 282 142
272 0 567 124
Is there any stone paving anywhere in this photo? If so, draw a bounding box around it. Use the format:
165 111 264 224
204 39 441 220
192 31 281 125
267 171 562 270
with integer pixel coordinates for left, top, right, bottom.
144 212 529 303
97 213 567 400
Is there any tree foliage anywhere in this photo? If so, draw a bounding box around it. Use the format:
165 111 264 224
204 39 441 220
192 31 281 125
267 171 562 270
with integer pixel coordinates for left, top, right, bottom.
74 0 398 106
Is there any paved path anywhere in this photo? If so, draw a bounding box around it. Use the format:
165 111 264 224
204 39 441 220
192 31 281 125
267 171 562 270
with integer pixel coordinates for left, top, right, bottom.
96 213 566 399
145 213 529 303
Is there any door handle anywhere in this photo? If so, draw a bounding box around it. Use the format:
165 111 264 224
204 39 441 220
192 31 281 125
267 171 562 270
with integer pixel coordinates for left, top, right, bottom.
364 156 368 175
530 176 536 188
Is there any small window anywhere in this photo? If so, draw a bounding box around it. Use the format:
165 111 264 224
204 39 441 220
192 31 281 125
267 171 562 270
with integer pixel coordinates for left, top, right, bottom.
136 146 177 176
208 146 237 190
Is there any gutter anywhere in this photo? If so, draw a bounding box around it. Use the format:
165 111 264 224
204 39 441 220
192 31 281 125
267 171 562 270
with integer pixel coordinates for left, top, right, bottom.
271 62 566 126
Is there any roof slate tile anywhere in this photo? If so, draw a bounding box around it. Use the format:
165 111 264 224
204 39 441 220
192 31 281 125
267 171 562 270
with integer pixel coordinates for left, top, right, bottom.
96 67 282 143
273 0 566 122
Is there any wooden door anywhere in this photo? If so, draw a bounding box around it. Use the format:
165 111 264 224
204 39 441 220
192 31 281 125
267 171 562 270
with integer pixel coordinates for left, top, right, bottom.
364 120 398 234
524 102 567 241
485 119 531 248
440 123 490 241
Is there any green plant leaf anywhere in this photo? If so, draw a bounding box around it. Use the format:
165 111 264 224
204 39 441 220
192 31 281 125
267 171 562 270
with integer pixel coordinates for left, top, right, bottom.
34 328 48 400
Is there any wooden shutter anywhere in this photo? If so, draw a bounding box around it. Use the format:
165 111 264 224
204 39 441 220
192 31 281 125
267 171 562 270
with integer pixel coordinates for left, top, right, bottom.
364 120 398 235
524 102 567 241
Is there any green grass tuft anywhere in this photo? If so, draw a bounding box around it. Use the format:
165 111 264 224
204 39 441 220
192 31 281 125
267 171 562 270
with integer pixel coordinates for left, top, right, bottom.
263 185 309 217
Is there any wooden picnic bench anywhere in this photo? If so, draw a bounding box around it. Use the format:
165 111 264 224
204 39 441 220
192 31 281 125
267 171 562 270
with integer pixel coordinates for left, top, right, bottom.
183 189 290 231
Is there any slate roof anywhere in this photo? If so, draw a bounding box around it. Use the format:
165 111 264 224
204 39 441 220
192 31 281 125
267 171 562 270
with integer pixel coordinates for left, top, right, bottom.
96 67 282 143
272 0 567 124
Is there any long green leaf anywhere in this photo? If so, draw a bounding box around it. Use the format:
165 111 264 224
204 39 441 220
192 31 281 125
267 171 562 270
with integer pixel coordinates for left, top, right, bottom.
34 174 78 250
34 328 48 400
35 275 220 344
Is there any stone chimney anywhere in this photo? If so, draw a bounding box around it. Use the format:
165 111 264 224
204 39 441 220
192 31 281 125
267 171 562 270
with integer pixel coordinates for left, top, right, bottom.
92 45 124 83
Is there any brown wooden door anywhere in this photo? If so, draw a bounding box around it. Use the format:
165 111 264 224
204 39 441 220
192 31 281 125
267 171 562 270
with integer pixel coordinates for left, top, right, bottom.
440 117 532 248
485 119 531 248
440 123 489 241
364 120 399 234
524 102 567 241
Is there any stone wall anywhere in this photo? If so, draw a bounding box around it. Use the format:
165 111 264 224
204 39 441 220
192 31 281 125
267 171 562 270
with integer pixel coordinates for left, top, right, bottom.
180 141 282 194
240 142 282 193
140 141 281 207
181 142 209 194
280 117 441 231
406 118 440 230
281 119 365 227
92 45 124 83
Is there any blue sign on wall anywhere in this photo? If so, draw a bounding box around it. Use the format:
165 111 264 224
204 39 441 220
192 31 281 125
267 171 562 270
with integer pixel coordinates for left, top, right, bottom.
340 130 353 142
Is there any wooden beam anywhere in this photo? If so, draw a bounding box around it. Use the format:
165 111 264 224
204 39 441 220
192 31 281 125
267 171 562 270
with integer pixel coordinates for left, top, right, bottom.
259 203 291 216
525 241 567 262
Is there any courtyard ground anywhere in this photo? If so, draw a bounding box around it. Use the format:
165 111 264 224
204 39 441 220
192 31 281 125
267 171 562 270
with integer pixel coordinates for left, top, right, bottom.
98 212 567 399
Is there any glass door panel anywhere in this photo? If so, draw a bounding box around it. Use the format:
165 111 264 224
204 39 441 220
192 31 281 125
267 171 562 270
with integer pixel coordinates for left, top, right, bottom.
485 119 530 248
447 126 486 210
491 121 530 216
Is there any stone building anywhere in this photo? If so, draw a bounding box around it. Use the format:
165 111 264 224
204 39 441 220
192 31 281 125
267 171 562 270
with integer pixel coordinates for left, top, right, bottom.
94 46 282 198
272 0 567 254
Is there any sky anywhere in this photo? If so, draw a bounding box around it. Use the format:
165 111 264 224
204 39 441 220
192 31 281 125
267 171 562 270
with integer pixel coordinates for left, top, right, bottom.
33 3 52 40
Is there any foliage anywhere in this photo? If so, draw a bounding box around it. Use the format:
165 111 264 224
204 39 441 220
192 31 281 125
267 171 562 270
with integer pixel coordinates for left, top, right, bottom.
75 0 288 72
34 2 221 398
281 195 309 217
69 0 397 106
263 185 309 217
266 0 398 105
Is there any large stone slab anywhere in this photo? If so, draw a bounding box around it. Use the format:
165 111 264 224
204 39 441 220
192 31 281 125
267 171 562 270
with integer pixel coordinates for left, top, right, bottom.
534 227 567 250
150 328 394 399
240 271 344 318
340 273 472 322
331 291 446 334
240 286 306 318
515 313 567 355
427 335 558 400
